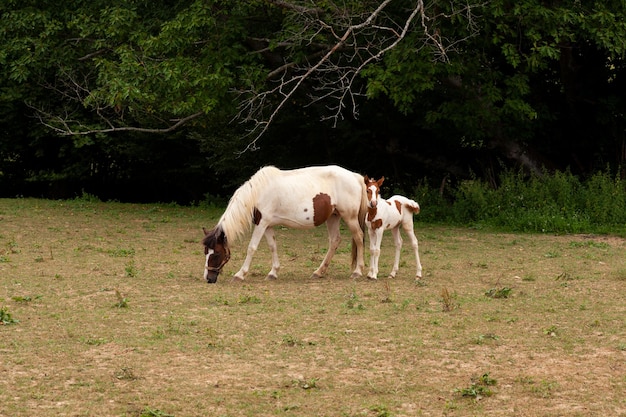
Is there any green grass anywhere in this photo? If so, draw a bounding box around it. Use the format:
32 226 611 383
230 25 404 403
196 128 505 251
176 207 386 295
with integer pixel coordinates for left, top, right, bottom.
1 198 625 416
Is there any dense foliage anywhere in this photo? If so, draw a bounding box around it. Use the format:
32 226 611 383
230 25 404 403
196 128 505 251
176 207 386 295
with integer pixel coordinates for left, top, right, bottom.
1 1 626 204
414 169 626 234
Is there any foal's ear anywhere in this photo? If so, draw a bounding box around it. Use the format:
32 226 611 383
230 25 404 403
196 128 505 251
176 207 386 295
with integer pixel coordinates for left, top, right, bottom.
364 175 370 184
202 227 209 235
377 176 385 186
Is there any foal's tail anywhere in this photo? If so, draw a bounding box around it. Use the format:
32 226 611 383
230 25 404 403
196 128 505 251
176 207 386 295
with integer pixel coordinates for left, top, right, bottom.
351 176 369 270
406 199 421 214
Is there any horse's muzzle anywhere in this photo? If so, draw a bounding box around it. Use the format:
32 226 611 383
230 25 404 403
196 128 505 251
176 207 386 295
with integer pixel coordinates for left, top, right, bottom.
205 269 219 283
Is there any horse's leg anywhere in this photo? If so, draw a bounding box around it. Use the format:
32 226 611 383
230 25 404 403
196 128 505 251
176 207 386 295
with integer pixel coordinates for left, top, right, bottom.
402 220 422 279
263 227 280 280
367 227 382 280
311 214 342 279
389 227 403 278
233 224 267 281
344 216 365 279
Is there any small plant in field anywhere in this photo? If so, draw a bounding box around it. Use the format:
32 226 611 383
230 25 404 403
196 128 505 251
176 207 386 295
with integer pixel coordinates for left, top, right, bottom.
518 377 558 398
294 378 318 390
475 333 499 345
369 404 392 417
381 280 392 303
107 247 135 257
139 407 174 417
281 334 302 347
0 306 18 325
12 295 42 303
440 287 458 312
125 260 138 277
115 366 139 381
543 325 558 337
343 290 364 311
485 286 512 299
555 271 574 281
455 373 497 400
114 289 129 308
238 294 261 304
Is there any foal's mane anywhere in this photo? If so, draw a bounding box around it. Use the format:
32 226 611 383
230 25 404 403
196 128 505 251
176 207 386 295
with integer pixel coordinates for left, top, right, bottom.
218 166 281 242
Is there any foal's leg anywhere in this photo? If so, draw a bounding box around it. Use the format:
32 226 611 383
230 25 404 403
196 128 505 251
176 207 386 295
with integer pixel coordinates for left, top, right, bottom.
263 227 280 280
367 227 383 280
311 214 342 279
402 220 423 279
233 224 268 281
388 227 403 278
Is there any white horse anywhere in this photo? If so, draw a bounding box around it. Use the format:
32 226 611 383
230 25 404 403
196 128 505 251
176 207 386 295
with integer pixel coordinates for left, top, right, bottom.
363 176 423 280
202 165 368 283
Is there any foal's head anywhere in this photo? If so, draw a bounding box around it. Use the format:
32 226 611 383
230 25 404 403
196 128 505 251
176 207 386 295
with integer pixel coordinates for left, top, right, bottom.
364 176 385 208
202 226 231 283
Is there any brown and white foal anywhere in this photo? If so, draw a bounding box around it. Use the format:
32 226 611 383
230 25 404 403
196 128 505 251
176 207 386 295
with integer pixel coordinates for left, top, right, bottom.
364 176 423 280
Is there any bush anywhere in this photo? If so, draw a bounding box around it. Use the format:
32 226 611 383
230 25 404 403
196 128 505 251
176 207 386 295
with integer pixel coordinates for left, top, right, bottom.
412 169 626 234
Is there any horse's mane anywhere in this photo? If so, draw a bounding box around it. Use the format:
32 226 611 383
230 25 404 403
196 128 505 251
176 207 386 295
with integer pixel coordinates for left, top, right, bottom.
218 166 281 242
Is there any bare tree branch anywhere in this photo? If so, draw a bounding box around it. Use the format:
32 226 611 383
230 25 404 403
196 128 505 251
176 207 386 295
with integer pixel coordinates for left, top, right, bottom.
31 104 204 136
238 0 483 152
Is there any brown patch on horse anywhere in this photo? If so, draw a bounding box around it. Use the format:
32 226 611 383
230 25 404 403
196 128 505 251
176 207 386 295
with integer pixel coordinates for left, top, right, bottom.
367 206 378 222
408 203 421 214
371 219 383 230
394 200 402 214
253 207 262 225
312 193 333 226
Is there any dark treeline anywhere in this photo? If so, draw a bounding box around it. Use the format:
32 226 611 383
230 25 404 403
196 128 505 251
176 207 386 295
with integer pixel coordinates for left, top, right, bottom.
1 1 625 203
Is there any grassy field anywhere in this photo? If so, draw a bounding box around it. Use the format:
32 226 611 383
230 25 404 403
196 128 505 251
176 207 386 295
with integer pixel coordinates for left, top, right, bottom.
1 198 625 417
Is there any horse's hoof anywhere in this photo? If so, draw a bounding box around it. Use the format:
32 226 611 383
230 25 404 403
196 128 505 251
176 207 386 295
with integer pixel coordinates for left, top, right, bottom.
310 273 323 279
265 274 277 281
366 275 378 280
350 272 363 280
231 276 245 283
387 274 396 279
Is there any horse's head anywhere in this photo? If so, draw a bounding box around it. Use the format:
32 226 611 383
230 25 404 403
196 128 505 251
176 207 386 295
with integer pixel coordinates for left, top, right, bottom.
201 226 231 283
364 176 385 208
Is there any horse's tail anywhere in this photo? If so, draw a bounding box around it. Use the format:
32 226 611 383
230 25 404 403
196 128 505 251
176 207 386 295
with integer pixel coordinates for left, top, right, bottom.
351 175 369 270
406 199 421 214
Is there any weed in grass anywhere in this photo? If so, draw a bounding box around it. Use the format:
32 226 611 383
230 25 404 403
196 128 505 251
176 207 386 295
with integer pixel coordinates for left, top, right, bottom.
440 287 458 312
83 337 109 346
114 289 129 308
114 366 139 381
555 271 575 281
455 373 497 400
108 247 135 257
369 404 392 417
475 333 500 345
238 294 261 304
281 334 301 347
544 325 558 337
139 407 174 417
485 286 512 299
125 260 138 277
518 377 559 398
295 378 318 390
0 306 18 325
381 280 393 303
12 295 42 302
343 290 365 311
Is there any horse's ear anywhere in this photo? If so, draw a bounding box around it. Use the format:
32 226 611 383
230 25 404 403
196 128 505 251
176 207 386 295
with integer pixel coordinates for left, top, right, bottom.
202 227 209 235
364 175 370 184
377 176 385 186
